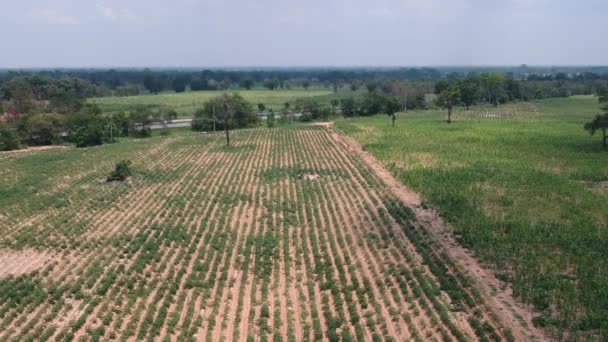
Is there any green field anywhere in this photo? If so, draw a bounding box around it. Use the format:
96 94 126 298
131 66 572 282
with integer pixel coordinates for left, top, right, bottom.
335 96 608 339
88 89 336 117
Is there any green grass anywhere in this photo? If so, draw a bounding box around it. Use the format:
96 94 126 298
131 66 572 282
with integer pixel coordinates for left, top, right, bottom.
88 89 337 117
335 96 608 339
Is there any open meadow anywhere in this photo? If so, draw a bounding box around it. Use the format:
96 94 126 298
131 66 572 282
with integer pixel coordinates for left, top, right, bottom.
336 96 608 340
0 125 543 341
88 89 337 117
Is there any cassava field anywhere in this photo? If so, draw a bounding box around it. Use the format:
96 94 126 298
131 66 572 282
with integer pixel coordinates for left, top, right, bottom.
0 126 536 341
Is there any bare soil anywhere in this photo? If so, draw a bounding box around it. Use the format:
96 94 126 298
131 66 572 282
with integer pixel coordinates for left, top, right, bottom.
0 249 56 278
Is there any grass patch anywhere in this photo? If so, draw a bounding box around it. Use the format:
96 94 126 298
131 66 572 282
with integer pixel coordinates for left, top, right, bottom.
336 96 608 336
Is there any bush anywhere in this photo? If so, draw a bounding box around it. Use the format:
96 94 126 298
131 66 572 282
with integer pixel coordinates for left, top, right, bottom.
267 112 275 128
0 124 20 151
68 104 106 147
107 160 132 182
22 113 66 145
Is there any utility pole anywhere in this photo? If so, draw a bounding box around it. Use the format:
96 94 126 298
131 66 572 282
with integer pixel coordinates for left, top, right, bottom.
109 114 114 143
224 101 231 146
212 104 216 133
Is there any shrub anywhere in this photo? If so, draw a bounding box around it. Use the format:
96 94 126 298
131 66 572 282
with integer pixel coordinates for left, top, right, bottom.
0 124 20 151
68 104 106 147
22 113 66 145
107 160 132 182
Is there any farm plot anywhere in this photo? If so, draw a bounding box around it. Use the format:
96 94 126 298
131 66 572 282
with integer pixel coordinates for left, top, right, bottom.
88 89 334 117
0 127 527 341
451 102 542 121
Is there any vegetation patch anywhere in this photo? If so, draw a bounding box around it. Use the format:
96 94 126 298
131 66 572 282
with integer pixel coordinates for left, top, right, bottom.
336 96 608 339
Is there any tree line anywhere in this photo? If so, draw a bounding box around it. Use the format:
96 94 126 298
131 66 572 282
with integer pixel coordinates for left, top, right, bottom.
2 67 607 97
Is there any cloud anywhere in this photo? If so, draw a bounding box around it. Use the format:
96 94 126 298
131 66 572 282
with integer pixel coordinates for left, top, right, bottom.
95 3 136 22
32 9 77 25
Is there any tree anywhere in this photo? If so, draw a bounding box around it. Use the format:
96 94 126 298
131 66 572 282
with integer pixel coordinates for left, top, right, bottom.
67 104 106 147
459 77 480 109
129 106 154 137
366 82 378 93
171 76 188 93
330 99 339 115
0 123 20 151
257 103 266 112
302 79 311 90
263 79 278 90
436 84 461 123
384 96 402 127
153 107 178 135
22 113 66 145
479 72 505 106
8 77 34 114
434 80 450 95
241 77 254 90
190 76 209 91
267 110 275 128
585 114 608 149
340 98 358 117
191 93 256 142
584 93 608 149
143 70 163 94
283 102 292 123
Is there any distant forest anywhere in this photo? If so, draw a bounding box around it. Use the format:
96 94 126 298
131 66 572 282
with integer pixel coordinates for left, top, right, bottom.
1 66 608 97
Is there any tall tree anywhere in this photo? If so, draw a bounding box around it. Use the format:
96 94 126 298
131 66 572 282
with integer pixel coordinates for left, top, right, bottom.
241 77 254 90
479 72 505 106
384 96 402 127
584 93 608 149
171 76 188 93
459 77 480 109
434 80 450 95
435 84 461 123
143 70 163 94
192 93 255 142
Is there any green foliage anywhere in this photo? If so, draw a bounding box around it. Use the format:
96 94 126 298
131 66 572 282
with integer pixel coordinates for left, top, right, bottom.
67 104 106 147
108 160 132 182
0 123 20 151
21 113 66 145
0 276 48 307
435 84 461 123
191 93 257 132
340 92 403 118
584 113 608 148
584 94 608 148
128 105 154 137
267 111 275 128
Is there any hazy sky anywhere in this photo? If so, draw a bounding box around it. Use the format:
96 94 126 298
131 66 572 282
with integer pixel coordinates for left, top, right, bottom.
1 0 606 68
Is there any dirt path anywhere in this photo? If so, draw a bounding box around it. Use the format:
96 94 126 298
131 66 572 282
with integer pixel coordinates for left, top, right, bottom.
323 122 548 342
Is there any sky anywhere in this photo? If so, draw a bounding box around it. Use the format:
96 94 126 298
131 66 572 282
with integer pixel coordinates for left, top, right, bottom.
1 0 607 68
